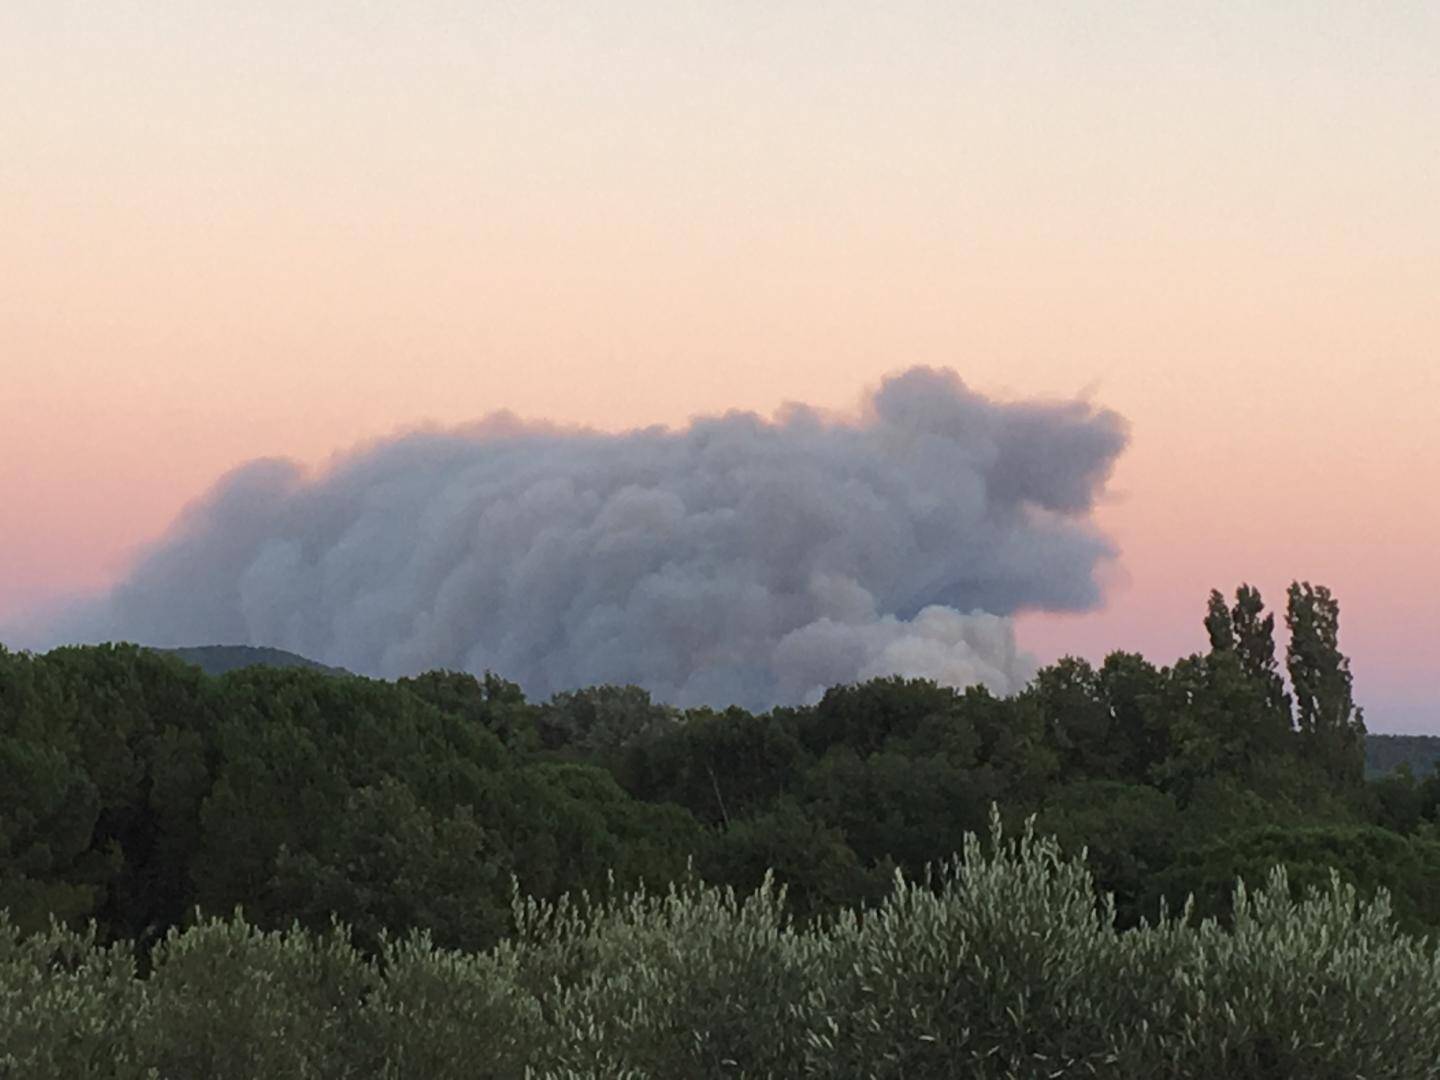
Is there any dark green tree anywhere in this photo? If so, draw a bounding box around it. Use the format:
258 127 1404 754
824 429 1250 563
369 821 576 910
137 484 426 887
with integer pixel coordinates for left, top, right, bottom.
1037 780 1182 926
1286 582 1365 783
802 745 994 875
697 798 873 921
1096 651 1171 782
1156 822 1440 935
959 687 1058 806
1026 657 1119 781
799 677 966 759
0 644 217 943
1204 589 1235 652
268 777 511 952
399 669 540 754
619 706 806 828
1230 584 1292 736
1370 765 1425 835
537 684 679 760
1205 585 1293 758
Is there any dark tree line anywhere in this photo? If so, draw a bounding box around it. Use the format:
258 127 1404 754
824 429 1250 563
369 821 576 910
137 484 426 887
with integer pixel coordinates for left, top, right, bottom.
1 580 1437 955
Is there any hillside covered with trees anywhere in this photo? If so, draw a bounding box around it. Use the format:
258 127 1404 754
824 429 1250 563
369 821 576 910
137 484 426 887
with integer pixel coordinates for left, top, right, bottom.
159 645 351 678
2 580 1438 1076
1367 733 1440 778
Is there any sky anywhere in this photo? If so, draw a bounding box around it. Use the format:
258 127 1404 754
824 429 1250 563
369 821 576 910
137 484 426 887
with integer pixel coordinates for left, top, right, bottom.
2 2 1436 730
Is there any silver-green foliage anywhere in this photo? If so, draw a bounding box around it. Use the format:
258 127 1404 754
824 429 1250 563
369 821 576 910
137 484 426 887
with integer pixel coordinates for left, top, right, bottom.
360 930 545 1080
136 914 377 1080
799 810 1137 1078
1157 868 1440 1079
798 810 1440 1079
2 812 1438 1079
0 916 150 1080
514 873 818 1078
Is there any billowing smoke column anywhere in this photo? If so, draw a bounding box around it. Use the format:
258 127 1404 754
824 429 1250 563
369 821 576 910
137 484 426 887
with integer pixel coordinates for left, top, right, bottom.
38 368 1127 708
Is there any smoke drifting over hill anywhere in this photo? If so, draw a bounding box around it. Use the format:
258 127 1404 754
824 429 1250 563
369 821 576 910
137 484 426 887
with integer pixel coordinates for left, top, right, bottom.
25 368 1127 708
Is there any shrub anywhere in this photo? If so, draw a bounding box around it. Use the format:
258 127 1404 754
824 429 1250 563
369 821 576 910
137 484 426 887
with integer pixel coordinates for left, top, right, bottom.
134 914 376 1080
1 813 1438 1079
0 915 149 1080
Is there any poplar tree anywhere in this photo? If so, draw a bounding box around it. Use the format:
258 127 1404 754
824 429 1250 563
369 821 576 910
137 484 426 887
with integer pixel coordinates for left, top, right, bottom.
1204 589 1235 652
1204 585 1293 754
1230 584 1293 738
1286 581 1365 782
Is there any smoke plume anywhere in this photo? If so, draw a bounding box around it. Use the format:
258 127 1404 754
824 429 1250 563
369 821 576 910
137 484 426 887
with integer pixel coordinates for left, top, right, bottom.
24 368 1127 708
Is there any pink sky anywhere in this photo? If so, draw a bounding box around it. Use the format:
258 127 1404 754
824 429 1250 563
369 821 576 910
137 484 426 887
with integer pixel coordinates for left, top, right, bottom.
3 3 1436 729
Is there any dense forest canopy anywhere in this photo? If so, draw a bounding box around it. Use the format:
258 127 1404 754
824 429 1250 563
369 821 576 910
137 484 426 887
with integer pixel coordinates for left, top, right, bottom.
2 580 1435 952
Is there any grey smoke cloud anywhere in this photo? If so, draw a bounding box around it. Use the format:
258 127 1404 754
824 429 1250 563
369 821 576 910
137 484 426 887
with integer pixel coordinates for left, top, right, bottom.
24 368 1127 708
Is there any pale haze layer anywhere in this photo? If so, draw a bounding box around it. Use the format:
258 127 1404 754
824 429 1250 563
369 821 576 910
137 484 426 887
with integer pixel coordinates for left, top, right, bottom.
29 369 1125 709
2 3 1436 726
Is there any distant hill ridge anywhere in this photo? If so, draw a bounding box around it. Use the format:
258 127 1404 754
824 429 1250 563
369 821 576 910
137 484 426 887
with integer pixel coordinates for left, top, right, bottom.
158 645 350 678
1366 734 1440 779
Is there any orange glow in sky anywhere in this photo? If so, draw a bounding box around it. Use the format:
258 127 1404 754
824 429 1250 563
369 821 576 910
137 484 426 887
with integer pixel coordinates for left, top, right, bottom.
3 2 1436 728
